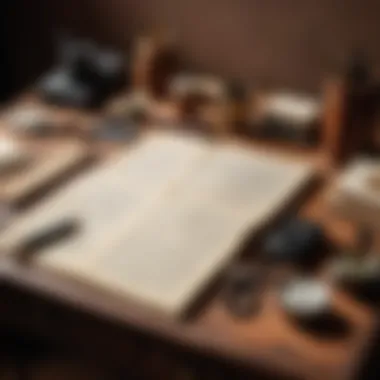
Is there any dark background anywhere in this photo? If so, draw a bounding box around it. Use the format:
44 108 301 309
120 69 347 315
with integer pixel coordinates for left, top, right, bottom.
6 0 380 93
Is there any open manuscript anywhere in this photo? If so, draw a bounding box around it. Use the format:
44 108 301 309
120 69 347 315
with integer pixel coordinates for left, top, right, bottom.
0 131 315 317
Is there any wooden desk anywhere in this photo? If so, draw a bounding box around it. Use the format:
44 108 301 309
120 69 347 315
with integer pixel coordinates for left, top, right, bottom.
0 96 377 380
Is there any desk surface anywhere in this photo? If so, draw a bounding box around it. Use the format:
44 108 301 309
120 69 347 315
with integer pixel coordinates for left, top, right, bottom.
0 93 377 380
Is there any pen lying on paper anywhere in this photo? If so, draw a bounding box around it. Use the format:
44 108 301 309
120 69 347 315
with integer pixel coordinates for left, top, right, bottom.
16 218 80 260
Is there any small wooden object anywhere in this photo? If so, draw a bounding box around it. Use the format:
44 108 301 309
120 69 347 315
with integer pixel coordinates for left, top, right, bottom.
131 32 178 97
321 55 378 166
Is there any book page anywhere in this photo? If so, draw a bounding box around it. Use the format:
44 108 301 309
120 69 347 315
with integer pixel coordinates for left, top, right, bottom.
0 131 314 316
0 132 209 263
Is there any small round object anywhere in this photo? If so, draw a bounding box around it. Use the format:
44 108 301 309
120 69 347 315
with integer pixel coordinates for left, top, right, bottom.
0 138 29 173
280 277 331 320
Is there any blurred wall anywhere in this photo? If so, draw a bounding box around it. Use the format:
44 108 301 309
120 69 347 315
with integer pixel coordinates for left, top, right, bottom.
8 0 380 92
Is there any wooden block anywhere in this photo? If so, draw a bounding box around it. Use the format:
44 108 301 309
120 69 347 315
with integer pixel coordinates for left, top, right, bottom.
321 77 377 166
321 77 356 166
0 142 89 205
0 131 315 317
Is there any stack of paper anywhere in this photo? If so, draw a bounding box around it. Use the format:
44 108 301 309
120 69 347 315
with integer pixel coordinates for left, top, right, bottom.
327 158 380 229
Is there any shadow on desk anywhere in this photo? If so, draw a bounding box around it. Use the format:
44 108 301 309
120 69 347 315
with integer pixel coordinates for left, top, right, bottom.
0 329 299 380
356 322 380 380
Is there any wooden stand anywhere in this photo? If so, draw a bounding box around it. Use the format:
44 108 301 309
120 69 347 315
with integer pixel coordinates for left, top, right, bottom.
322 65 378 167
131 32 179 97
